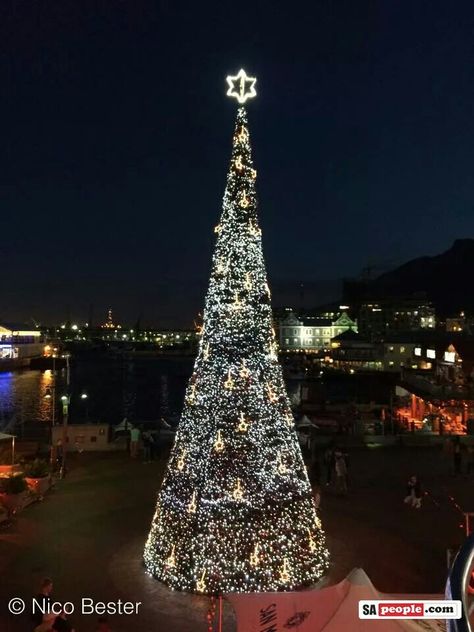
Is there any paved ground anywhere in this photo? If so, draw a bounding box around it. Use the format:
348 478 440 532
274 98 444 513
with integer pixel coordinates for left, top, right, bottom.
0 444 471 631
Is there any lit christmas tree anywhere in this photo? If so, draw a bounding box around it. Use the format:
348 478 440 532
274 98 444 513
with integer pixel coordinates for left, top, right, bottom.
144 70 329 593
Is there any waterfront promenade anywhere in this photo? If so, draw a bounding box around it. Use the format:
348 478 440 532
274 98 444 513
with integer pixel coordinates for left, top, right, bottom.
0 446 471 631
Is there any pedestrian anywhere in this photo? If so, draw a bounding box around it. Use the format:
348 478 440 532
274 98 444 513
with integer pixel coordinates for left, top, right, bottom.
130 425 140 459
142 430 153 463
453 438 462 475
55 441 63 473
334 449 348 495
313 483 321 510
123 418 131 455
96 617 112 631
404 474 422 509
31 577 53 629
323 446 334 486
308 452 321 487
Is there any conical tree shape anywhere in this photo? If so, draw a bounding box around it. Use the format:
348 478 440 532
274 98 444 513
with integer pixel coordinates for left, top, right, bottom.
144 106 329 593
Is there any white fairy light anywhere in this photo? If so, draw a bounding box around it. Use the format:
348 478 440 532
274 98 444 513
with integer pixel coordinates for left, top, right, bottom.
143 91 329 595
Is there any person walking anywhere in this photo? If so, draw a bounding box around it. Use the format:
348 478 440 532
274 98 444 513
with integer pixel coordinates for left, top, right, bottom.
404 475 422 509
31 577 54 629
130 425 140 459
323 446 334 486
123 418 131 455
334 449 348 495
142 430 154 463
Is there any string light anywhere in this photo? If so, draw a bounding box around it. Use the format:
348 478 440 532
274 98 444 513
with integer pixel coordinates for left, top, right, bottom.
237 126 249 143
166 545 177 568
232 478 244 501
264 282 271 298
224 369 234 390
196 569 207 593
177 450 186 471
250 543 260 567
214 430 224 452
250 168 257 179
237 412 249 432
280 558 290 583
188 491 197 514
248 220 261 237
216 259 226 274
240 192 249 208
143 86 329 595
214 224 222 234
267 384 278 403
278 452 288 475
232 292 242 310
244 272 252 291
239 359 250 379
187 384 196 404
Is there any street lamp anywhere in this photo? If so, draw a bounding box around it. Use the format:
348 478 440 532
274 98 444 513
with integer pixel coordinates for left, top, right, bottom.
80 392 89 422
60 394 70 478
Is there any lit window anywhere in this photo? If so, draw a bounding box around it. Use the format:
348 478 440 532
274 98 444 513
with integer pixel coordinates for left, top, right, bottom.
444 351 455 363
389 346 394 352
414 347 421 356
389 361 394 366
400 347 405 353
427 349 436 359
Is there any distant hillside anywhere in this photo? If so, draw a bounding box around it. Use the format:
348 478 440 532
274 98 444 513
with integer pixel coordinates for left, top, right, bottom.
370 239 474 316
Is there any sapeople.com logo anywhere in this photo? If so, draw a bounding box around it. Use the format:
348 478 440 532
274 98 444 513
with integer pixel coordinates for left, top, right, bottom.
359 600 462 619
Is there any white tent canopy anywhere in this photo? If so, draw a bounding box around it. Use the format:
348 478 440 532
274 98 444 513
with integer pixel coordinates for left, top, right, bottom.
297 415 316 428
114 419 136 432
227 568 446 631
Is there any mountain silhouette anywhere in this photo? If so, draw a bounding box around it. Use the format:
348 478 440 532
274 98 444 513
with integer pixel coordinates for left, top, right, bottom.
370 239 474 316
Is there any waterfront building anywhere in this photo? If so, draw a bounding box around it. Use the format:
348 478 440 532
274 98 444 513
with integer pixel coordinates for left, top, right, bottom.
358 298 436 338
279 310 357 352
330 329 383 371
0 323 44 369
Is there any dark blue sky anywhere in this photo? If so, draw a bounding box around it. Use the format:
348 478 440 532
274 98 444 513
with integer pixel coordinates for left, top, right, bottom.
1 1 474 326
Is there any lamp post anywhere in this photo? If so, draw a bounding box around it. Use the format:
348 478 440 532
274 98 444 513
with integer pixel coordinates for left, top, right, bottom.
80 392 89 422
60 394 69 478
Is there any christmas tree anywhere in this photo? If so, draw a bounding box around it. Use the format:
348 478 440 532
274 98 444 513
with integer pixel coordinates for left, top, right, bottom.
144 70 329 593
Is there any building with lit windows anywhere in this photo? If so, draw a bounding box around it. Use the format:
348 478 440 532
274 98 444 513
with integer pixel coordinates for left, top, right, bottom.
0 323 44 369
278 310 357 352
358 298 436 338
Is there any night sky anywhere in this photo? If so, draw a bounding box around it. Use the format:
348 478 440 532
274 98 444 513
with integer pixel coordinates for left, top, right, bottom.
2 1 474 327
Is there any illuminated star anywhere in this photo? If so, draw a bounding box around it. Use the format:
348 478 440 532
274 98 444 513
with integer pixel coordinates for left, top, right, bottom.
226 69 257 104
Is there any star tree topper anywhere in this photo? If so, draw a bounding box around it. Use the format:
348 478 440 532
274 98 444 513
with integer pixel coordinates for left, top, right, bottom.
226 69 257 104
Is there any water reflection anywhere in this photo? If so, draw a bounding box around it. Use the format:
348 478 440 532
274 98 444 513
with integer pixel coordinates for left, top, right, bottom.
0 358 192 436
